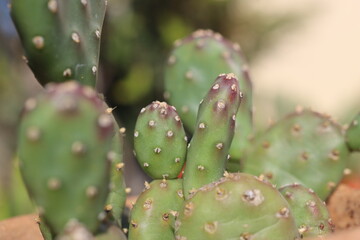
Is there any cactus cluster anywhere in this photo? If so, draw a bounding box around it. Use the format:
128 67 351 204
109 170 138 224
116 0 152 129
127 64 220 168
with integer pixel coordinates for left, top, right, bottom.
164 29 253 172
9 1 358 239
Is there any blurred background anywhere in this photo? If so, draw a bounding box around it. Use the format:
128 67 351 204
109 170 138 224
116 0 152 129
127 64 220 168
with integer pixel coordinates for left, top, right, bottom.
0 0 359 220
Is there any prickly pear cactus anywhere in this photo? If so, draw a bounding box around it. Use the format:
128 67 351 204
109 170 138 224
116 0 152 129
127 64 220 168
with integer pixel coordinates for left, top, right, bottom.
104 127 126 228
243 109 349 200
183 73 241 198
346 112 360 151
164 29 253 172
279 184 334 238
175 172 299 240
129 179 184 240
17 81 114 234
11 0 107 87
134 101 187 179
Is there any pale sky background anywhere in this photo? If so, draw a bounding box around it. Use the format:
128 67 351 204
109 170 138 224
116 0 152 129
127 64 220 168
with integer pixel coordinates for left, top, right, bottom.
248 0 360 122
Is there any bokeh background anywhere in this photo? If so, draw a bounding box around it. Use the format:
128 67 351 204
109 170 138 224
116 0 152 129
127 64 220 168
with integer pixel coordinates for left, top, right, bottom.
0 0 359 220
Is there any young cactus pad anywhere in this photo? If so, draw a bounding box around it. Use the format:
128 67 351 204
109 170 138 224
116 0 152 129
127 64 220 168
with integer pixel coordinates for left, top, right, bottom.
129 179 184 240
183 73 241 198
346 112 360 151
279 184 334 238
164 29 253 171
243 109 349 200
134 101 187 179
11 0 107 87
175 172 299 240
17 81 114 234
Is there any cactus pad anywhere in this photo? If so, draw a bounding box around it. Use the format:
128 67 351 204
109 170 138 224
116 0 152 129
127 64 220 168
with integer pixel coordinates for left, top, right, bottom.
164 29 253 171
129 179 184 240
346 112 360 151
11 0 107 87
279 184 334 238
243 109 349 200
134 101 187 179
175 172 299 240
183 73 241 198
18 81 114 234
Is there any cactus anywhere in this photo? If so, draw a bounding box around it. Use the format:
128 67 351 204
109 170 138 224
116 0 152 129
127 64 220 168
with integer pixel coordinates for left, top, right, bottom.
346 112 360 151
128 179 184 240
279 184 334 238
17 81 114 234
164 29 253 172
243 109 349 200
10 0 107 87
182 73 241 198
175 172 299 240
103 126 126 228
134 101 187 179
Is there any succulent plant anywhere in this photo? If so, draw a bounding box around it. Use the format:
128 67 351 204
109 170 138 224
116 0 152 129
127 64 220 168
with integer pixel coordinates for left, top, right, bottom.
164 29 253 172
128 179 184 240
346 112 360 151
182 73 241 198
17 81 114 235
175 172 300 240
103 125 126 228
242 109 349 200
134 101 187 179
279 183 334 238
10 0 107 87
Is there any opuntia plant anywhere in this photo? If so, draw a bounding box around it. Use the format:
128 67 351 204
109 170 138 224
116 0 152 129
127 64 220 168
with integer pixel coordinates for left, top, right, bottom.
164 29 253 172
18 81 115 235
11 0 107 87
242 109 349 200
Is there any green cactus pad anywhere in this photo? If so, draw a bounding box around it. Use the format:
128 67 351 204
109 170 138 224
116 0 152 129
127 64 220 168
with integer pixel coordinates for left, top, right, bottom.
175 172 299 240
11 0 107 87
18 81 114 234
104 127 126 228
129 179 184 240
183 73 241 198
243 109 349 200
134 101 187 179
164 29 253 171
279 184 334 238
346 113 360 151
